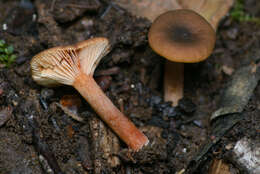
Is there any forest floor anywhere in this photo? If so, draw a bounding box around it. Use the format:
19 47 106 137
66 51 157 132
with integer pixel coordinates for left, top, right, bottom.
0 0 260 174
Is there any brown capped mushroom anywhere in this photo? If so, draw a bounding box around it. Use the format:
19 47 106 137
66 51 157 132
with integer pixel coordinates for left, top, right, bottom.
148 9 216 106
31 37 149 151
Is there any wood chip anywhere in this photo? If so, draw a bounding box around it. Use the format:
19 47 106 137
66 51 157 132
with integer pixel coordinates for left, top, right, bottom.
222 65 234 75
209 159 231 174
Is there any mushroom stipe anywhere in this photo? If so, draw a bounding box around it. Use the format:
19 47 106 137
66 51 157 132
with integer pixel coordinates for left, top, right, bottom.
31 37 149 151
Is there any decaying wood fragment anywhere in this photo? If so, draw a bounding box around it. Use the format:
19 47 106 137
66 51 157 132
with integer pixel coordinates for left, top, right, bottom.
209 159 231 174
231 138 260 174
88 116 121 174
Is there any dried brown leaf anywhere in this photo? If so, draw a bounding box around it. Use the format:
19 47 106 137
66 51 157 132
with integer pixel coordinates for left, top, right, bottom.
178 0 234 29
57 95 83 122
116 0 234 29
115 0 181 21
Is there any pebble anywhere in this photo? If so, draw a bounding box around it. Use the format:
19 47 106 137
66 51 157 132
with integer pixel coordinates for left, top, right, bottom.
41 88 54 100
226 28 238 40
149 95 162 106
163 106 180 118
2 23 7 30
95 75 112 91
193 120 203 128
178 98 196 114
147 115 169 129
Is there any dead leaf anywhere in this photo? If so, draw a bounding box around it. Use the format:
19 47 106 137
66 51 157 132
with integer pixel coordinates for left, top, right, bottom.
115 0 234 29
178 0 234 29
57 95 83 122
115 0 181 21
211 65 260 121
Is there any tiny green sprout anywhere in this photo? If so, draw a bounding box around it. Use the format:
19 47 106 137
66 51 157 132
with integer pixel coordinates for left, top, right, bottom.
0 39 16 67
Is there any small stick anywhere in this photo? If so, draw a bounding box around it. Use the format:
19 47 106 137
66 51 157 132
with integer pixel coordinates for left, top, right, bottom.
64 3 100 10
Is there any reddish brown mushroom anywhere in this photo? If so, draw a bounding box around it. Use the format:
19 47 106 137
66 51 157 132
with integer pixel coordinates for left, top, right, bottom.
31 37 149 151
148 9 216 106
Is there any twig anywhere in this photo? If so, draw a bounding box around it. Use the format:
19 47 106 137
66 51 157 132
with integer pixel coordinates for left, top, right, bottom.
64 3 100 10
51 0 56 11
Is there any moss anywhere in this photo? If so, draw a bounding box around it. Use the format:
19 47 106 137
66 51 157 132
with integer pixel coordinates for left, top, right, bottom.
0 40 16 67
230 0 260 23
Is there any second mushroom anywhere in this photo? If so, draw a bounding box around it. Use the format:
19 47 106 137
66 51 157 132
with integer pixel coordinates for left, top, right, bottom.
30 37 149 151
148 9 216 106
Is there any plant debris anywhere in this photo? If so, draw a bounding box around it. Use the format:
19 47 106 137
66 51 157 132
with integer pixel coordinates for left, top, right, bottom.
211 64 260 121
186 63 260 173
1 0 260 173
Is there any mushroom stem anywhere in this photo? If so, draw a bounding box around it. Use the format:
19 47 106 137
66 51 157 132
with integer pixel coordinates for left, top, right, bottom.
164 61 184 106
73 72 149 151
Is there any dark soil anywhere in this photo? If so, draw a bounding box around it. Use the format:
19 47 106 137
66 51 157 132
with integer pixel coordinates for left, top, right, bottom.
0 0 260 174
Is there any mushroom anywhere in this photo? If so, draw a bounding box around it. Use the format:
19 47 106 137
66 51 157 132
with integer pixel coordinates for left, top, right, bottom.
31 37 149 151
148 9 216 106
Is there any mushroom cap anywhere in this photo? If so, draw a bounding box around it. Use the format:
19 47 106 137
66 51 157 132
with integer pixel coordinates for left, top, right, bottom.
31 37 110 87
148 9 216 63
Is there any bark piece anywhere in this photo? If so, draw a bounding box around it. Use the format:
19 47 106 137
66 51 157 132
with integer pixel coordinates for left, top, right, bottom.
231 138 260 174
89 116 121 174
209 159 231 174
